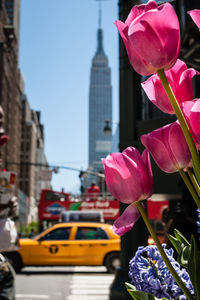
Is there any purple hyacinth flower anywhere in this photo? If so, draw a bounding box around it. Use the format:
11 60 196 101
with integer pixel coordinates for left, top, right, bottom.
129 244 194 299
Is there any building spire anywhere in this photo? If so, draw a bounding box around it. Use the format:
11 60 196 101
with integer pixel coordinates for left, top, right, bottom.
98 0 102 29
97 29 104 54
96 0 104 54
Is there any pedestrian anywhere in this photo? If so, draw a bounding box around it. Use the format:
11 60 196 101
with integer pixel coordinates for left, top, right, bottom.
85 182 100 201
29 229 35 238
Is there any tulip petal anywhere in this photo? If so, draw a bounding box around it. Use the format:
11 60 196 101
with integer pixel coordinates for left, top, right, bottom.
188 10 200 30
182 100 200 145
102 153 144 204
141 133 177 173
178 68 199 101
129 20 165 72
122 148 153 200
141 122 191 173
142 150 154 196
126 1 158 27
123 147 148 181
113 203 141 236
168 122 191 169
190 101 200 138
115 20 154 75
142 75 174 114
144 0 158 12
168 59 187 78
114 20 128 43
102 155 131 203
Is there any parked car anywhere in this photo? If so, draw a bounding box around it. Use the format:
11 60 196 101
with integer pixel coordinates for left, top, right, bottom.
3 222 120 273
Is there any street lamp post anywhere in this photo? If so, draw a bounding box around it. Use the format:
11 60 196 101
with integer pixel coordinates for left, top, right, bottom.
104 120 119 136
104 120 112 136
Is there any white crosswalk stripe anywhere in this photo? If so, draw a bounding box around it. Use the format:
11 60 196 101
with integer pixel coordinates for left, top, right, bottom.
66 271 114 300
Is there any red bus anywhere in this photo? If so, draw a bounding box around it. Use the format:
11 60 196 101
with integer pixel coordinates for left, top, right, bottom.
38 189 174 233
38 189 71 230
38 189 120 231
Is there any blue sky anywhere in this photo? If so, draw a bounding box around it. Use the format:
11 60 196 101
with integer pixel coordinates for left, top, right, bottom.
19 0 119 194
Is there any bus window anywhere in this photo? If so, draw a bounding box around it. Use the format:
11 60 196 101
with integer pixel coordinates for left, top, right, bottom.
45 191 67 201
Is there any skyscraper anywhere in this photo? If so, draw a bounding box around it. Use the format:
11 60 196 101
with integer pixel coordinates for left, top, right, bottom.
88 27 112 165
84 7 112 190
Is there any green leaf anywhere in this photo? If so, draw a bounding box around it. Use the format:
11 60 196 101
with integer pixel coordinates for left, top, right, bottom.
168 232 191 268
125 283 167 300
187 236 200 299
174 229 190 247
167 234 182 254
178 245 191 267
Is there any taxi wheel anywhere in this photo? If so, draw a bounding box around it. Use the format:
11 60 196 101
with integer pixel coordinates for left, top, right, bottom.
105 253 120 273
3 252 23 273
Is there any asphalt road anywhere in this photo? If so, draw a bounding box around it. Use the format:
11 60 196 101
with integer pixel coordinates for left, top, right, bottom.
15 266 114 300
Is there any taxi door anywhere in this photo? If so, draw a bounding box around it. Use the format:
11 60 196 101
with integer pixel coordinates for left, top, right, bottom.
69 226 109 265
28 226 73 265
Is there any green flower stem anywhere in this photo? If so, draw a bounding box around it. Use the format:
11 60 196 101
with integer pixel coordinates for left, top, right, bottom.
187 168 200 199
157 69 200 185
136 201 194 300
179 168 200 209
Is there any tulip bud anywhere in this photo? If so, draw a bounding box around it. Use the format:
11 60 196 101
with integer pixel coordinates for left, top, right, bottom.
102 147 153 235
102 147 153 204
141 121 191 173
142 60 199 114
115 0 180 76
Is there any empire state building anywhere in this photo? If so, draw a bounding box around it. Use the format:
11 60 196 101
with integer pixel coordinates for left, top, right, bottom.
88 26 112 172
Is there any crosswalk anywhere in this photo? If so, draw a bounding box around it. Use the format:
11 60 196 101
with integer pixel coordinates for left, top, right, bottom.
66 268 114 300
15 266 114 299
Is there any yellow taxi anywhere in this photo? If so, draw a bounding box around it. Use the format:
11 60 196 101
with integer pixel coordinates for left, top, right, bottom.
4 222 120 273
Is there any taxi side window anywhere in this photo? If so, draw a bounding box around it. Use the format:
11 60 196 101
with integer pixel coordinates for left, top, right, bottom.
40 227 71 241
75 227 109 240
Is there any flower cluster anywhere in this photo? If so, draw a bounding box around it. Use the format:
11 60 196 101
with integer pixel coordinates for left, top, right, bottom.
129 245 194 300
102 1 200 236
102 1 200 299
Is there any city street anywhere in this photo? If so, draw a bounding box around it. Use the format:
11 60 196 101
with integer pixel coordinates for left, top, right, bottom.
16 266 114 300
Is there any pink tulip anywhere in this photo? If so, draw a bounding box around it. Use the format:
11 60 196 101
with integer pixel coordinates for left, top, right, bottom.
142 59 199 114
102 147 153 235
114 0 180 76
141 121 191 173
188 10 200 30
182 99 200 145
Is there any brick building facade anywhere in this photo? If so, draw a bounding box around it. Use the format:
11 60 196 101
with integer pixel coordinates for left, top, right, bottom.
0 1 22 183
